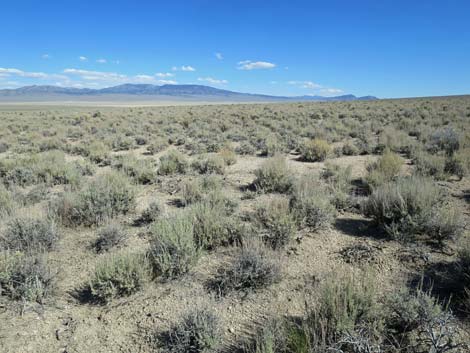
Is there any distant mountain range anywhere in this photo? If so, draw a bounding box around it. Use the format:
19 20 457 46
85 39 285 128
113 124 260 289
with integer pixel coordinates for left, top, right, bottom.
0 84 378 102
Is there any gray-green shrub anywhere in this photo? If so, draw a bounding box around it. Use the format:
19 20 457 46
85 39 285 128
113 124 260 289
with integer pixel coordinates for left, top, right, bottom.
88 252 149 303
53 171 135 226
290 177 336 231
255 196 296 249
2 216 59 252
0 252 55 303
253 154 293 193
148 215 199 280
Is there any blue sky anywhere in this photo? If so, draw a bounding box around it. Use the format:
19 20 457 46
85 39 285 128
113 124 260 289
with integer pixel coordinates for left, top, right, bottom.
1 0 469 98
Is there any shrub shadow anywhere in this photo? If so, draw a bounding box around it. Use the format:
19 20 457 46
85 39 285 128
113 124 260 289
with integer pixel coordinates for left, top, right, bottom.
334 217 387 240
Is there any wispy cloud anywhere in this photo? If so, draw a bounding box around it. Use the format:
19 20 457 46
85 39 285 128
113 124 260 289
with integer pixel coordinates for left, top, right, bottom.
63 68 177 86
0 67 66 79
197 77 228 85
79 56 88 62
287 80 343 96
288 80 322 89
215 52 223 60
320 88 343 95
96 58 107 64
172 65 196 72
41 54 51 59
155 72 174 78
237 60 276 70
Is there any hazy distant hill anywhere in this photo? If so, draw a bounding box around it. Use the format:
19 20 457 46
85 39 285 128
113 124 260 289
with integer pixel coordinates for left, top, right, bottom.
0 84 378 102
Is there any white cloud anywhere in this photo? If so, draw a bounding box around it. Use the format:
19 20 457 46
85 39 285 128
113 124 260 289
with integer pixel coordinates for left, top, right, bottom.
42 54 51 59
320 88 344 95
63 68 178 86
0 67 50 79
79 56 88 62
96 58 107 64
197 77 228 85
172 65 196 72
215 52 223 60
155 72 174 78
157 80 177 85
288 80 322 89
287 80 344 95
237 60 276 70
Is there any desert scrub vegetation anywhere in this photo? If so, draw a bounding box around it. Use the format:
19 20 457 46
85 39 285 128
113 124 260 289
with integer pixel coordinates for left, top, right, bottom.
208 239 281 296
363 176 463 244
158 150 189 175
386 286 467 352
0 150 88 187
0 184 14 217
191 154 226 174
179 175 223 206
52 171 135 226
94 222 128 253
148 215 199 280
299 138 330 162
1 215 59 252
190 201 232 250
0 251 56 303
253 154 293 193
1 98 470 351
365 148 403 190
160 304 221 353
88 251 149 303
321 163 353 210
111 155 156 184
254 196 296 249
289 176 336 231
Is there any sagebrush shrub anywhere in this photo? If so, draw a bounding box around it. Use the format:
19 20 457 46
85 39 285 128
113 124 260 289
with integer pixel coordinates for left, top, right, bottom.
111 155 156 184
299 138 330 162
413 149 447 180
139 200 164 224
147 138 169 155
52 171 135 226
387 286 465 352
0 184 14 217
162 305 221 353
190 202 231 250
0 252 55 303
425 206 464 245
304 270 381 348
255 196 296 249
86 141 110 165
2 215 59 252
365 149 403 189
158 150 188 175
209 240 281 295
94 222 128 253
89 252 149 303
290 177 336 230
428 127 460 156
362 176 445 242
192 155 225 175
148 216 199 280
322 163 353 210
218 144 237 166
253 154 293 193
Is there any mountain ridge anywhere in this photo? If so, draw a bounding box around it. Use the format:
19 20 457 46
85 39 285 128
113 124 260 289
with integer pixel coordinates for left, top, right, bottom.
0 84 378 102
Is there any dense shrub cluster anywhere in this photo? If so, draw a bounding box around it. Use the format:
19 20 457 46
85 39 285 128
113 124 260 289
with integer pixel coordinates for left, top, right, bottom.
363 176 463 244
52 171 135 226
